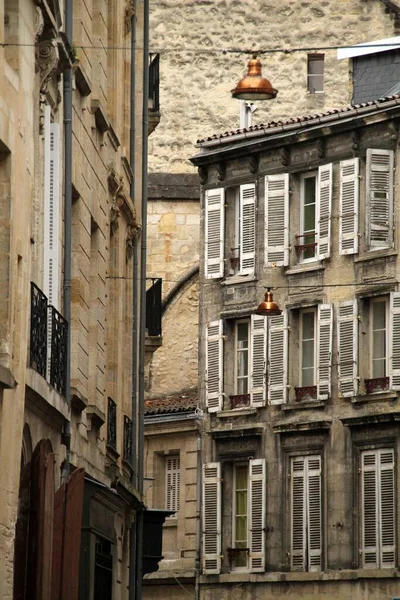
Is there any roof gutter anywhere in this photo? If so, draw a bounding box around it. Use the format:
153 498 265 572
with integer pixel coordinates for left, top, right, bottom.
144 410 199 425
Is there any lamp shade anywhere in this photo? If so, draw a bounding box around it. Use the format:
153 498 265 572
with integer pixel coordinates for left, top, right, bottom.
232 56 278 101
255 289 282 316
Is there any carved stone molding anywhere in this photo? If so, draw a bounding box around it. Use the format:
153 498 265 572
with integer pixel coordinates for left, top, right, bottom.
110 205 120 236
316 138 326 159
217 162 226 182
35 6 45 41
249 154 259 174
108 168 124 198
126 217 141 261
37 39 59 92
280 147 290 167
125 0 135 35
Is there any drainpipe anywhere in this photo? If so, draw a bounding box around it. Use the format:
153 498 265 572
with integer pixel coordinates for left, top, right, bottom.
129 2 138 598
195 432 202 600
61 0 73 485
136 0 150 598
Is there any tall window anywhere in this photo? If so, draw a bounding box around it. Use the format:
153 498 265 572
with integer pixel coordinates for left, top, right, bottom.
300 173 317 261
307 54 324 93
235 320 250 394
371 298 388 379
233 464 249 569
165 455 180 514
361 448 395 568
300 309 316 386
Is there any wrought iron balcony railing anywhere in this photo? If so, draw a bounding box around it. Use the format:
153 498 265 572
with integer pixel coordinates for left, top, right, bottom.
146 277 162 337
30 283 48 378
123 415 133 465
149 53 160 113
49 306 68 395
107 397 117 451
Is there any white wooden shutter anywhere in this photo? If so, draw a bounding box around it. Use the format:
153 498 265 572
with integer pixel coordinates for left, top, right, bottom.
291 456 306 571
166 456 180 514
366 149 394 250
361 449 395 568
202 462 221 574
316 163 332 260
268 310 288 405
389 291 400 390
250 315 267 407
240 183 256 276
44 105 60 309
337 300 358 398
317 304 333 400
265 174 289 267
249 458 266 572
339 158 359 255
205 321 223 412
306 455 322 572
205 188 225 279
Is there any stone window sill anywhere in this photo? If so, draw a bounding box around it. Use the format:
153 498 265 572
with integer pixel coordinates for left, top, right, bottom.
221 275 257 286
352 391 397 404
284 262 324 276
282 400 326 411
217 408 258 418
164 517 178 527
354 249 397 263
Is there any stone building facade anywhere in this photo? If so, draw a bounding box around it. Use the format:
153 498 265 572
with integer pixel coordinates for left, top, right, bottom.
190 94 400 599
0 1 152 598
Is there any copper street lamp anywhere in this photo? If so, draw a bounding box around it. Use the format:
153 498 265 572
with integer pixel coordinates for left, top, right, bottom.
232 54 278 101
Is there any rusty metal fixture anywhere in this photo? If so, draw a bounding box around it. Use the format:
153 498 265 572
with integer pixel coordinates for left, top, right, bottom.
255 288 282 316
232 55 278 101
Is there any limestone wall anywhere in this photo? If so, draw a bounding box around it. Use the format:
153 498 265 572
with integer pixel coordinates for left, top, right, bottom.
149 0 398 173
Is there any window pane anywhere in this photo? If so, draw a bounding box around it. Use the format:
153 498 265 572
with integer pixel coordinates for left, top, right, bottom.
237 377 248 394
302 340 315 369
373 358 386 378
302 368 315 387
237 351 248 378
373 301 386 331
304 177 316 206
236 465 248 488
301 311 315 385
237 323 248 347
302 312 315 338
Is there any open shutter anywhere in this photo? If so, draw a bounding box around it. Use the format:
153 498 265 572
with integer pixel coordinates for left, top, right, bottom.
337 300 358 398
265 174 289 267
339 158 359 255
317 304 333 400
202 463 221 575
205 188 224 279
379 449 395 568
306 455 322 572
366 149 394 250
205 320 223 412
249 458 266 572
240 184 256 275
389 291 400 390
166 456 180 513
250 314 267 407
316 163 332 260
268 310 288 405
291 457 306 571
361 450 378 568
44 105 60 310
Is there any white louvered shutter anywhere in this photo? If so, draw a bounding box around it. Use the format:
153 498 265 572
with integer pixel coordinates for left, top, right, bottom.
291 456 306 571
240 183 256 276
249 458 266 572
205 321 223 412
389 291 400 390
306 455 322 572
366 149 394 250
268 310 288 405
316 164 332 260
205 188 225 279
250 315 267 407
166 456 180 514
337 300 358 398
265 174 289 267
361 449 395 569
339 158 359 255
317 304 333 400
202 462 221 575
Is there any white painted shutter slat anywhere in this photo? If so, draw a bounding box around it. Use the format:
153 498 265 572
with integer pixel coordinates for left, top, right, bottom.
166 456 180 513
317 164 332 260
379 449 395 568
337 300 358 398
205 321 223 412
265 174 289 267
389 292 400 390
250 315 267 407
339 158 359 255
240 184 256 276
205 188 225 279
249 458 266 572
317 304 333 400
307 456 322 572
366 149 394 250
291 457 305 571
268 310 288 405
361 451 378 568
202 462 221 575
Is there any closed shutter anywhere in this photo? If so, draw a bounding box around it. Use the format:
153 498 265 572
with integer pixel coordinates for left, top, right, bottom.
205 188 225 279
249 458 266 572
240 184 256 276
166 456 180 513
389 291 400 390
265 174 289 267
291 456 306 571
317 164 332 260
361 449 395 569
250 314 267 407
317 304 333 400
366 149 394 250
268 310 288 405
339 158 359 255
205 321 223 412
202 463 221 575
307 455 322 572
337 300 358 397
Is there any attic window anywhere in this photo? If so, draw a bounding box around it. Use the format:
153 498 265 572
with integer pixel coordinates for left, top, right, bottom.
307 54 324 94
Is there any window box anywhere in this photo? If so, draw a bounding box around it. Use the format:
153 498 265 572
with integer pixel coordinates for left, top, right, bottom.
230 394 251 409
294 386 317 402
364 377 389 395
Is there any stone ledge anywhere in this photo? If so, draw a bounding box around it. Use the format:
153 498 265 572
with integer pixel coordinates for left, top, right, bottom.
0 364 15 389
273 420 331 434
74 63 91 96
354 249 397 263
25 367 69 422
206 568 400 584
91 98 109 133
86 404 106 429
282 400 326 411
217 408 258 418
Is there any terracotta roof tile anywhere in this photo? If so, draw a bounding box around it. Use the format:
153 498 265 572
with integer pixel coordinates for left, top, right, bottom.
144 388 198 415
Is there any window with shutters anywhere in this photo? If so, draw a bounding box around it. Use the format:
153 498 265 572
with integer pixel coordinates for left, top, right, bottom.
290 454 322 572
232 463 249 569
226 184 256 278
360 448 395 568
235 320 250 397
296 173 317 262
165 455 180 515
359 296 390 395
366 149 394 251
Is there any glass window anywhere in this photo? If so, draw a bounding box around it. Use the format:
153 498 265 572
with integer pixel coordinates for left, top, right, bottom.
233 464 249 568
300 310 316 386
307 54 324 93
371 299 387 378
236 321 249 394
300 174 317 261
